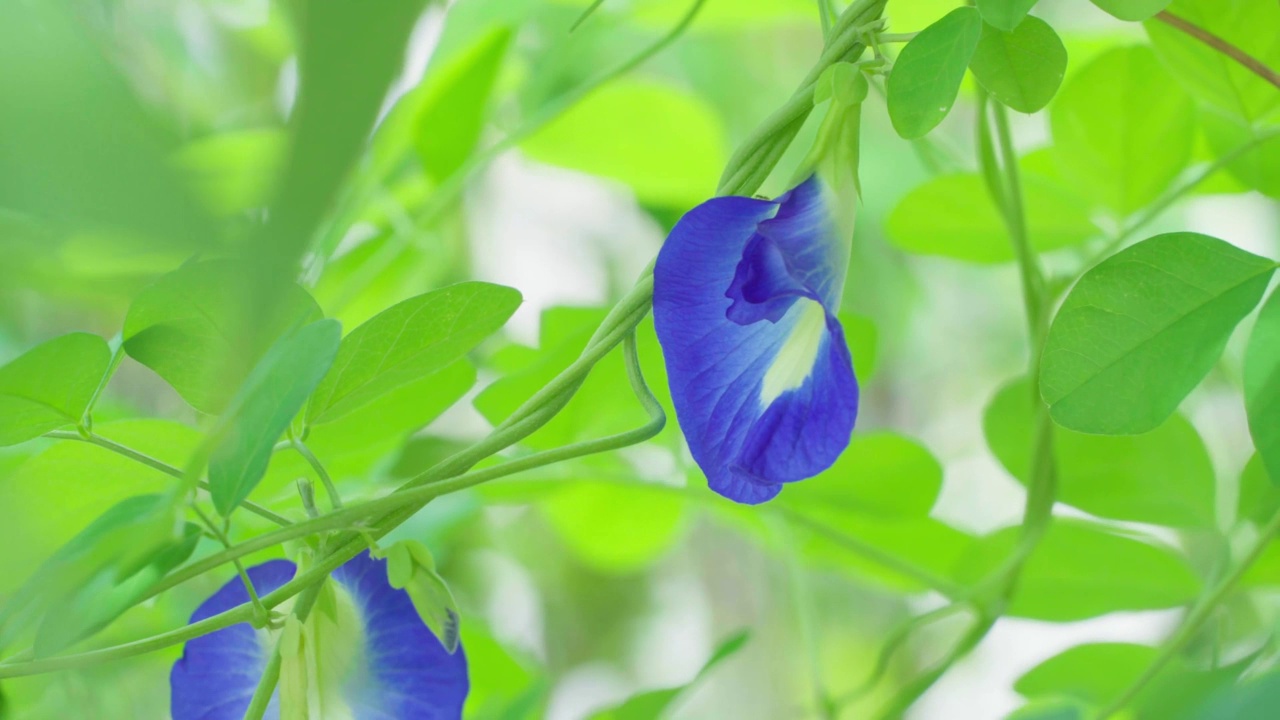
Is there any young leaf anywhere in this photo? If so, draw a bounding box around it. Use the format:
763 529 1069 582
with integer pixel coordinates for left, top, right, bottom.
1049 45 1195 215
123 260 322 414
381 540 461 653
414 27 512 183
975 0 1039 32
1041 232 1275 435
954 518 1199 621
1245 288 1280 488
969 17 1066 113
778 433 943 519
1089 0 1171 21
1146 0 1280 123
587 630 749 720
985 377 1216 527
886 170 1094 263
887 7 983 139
0 333 110 446
209 319 341 515
521 80 728 207
307 282 520 425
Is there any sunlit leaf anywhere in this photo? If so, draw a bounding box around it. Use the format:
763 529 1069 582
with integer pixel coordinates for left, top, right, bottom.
415 27 512 183
307 282 519 425
1146 0 1280 123
1016 643 1159 706
969 17 1066 113
1237 454 1277 525
123 260 323 414
1050 45 1196 215
0 334 111 446
173 129 287 216
886 170 1095 263
1090 0 1171 21
1041 232 1275 435
887 8 983 139
209 320 341 515
521 79 728 207
975 0 1039 32
986 377 1216 527
779 433 942 519
542 480 686 574
1202 114 1280 200
954 518 1200 621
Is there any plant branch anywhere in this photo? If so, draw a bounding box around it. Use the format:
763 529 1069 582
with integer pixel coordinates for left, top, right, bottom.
288 436 342 509
1094 508 1280 719
44 430 292 527
1155 11 1280 91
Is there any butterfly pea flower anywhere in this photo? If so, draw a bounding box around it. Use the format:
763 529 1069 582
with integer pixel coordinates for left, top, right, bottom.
170 551 468 719
653 176 859 504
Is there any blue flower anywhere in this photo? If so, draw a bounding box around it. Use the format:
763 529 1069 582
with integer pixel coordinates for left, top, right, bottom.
653 175 859 504
170 551 468 719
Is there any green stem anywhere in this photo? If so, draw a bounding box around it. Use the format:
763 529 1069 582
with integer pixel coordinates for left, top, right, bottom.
44 430 292 527
79 337 125 433
243 583 323 720
190 505 269 625
289 436 342 509
835 602 973 709
1094 508 1280 719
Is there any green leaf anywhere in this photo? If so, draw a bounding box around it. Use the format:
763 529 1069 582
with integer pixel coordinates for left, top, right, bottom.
1237 454 1277 524
542 480 686 574
1049 45 1196 214
381 540 461 653
587 630 749 720
0 333 111 446
1006 700 1090 720
173 129 287 216
985 377 1216 527
886 169 1095 263
209 320 341 515
0 420 199 593
969 17 1066 113
954 518 1200 621
1016 643 1159 706
1193 670 1280 720
521 79 728 207
779 433 942 519
414 27 512 183
1202 114 1280 200
1041 232 1275 435
1146 0 1280 123
975 0 1039 32
1245 288 1280 489
1089 0 1171 21
307 282 519 425
887 7 984 139
123 260 322 414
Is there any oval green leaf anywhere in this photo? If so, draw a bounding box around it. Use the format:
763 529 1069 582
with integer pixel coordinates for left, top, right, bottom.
778 432 943 519
1041 232 1275 435
969 16 1067 113
887 7 983 139
0 333 111 446
986 377 1216 527
1245 288 1280 489
954 518 1200 621
307 282 520 425
1049 45 1196 215
975 0 1039 32
123 260 322 414
886 170 1095 263
209 319 341 515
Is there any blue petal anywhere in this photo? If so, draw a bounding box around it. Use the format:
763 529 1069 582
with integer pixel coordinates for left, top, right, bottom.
334 551 469 719
654 176 859 504
170 559 295 720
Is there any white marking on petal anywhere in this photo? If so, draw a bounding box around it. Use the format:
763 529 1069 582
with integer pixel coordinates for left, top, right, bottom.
760 300 827 406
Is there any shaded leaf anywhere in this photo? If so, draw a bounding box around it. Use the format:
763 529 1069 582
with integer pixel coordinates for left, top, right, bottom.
887 8 984 139
209 320 341 515
986 377 1216 527
1245 288 1280 489
954 518 1200 621
1041 232 1275 434
969 17 1067 113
